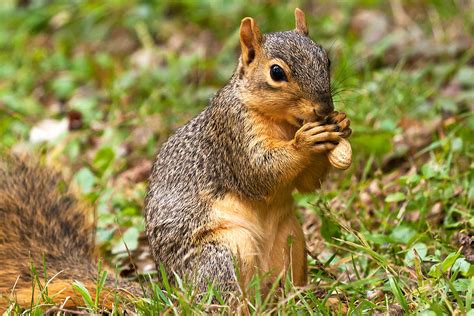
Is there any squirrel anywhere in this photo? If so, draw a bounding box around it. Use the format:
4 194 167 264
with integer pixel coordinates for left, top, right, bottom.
145 8 351 294
0 8 351 311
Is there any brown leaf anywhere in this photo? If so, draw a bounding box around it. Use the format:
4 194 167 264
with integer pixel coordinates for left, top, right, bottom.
119 233 156 278
367 289 384 301
456 232 474 263
117 159 153 184
67 110 83 130
124 114 165 152
426 202 444 226
374 304 403 316
325 296 348 314
382 118 442 172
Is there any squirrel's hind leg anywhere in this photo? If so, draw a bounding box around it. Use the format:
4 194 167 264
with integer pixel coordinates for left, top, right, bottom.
191 243 241 298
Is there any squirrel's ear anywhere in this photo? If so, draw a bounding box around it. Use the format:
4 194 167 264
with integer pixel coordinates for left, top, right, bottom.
240 17 262 66
294 8 309 36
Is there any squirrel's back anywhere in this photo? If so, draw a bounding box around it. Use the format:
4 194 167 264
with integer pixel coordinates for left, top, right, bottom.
145 85 248 284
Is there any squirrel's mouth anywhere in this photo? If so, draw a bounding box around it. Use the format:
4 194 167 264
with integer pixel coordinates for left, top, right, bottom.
289 117 308 128
313 108 331 122
294 113 328 127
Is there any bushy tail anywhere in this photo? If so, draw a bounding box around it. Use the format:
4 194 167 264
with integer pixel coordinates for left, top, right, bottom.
0 155 121 311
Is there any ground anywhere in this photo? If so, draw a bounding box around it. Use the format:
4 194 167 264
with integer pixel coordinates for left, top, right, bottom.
0 0 473 314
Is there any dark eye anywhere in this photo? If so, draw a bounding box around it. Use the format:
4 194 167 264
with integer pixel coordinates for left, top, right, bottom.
328 59 331 68
270 64 287 82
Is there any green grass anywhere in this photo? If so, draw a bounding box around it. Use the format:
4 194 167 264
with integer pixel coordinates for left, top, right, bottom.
1 0 473 314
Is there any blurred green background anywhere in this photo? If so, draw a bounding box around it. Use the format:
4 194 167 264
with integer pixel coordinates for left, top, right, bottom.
0 0 473 314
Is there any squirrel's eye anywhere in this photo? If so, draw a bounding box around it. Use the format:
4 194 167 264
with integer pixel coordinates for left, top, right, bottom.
328 59 332 68
270 64 287 82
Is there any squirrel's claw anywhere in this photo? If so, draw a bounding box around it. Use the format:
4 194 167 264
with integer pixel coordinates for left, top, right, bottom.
326 112 351 139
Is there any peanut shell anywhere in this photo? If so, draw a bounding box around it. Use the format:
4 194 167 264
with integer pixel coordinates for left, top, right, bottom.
328 138 352 170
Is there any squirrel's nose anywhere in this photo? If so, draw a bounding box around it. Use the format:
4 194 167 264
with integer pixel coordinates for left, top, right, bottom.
314 94 334 117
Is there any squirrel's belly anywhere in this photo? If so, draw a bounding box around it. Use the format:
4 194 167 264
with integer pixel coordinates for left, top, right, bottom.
208 193 307 286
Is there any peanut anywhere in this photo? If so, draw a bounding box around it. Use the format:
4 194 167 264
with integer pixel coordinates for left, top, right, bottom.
328 138 352 170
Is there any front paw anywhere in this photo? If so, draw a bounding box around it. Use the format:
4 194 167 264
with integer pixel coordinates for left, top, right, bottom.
293 121 343 155
326 111 351 138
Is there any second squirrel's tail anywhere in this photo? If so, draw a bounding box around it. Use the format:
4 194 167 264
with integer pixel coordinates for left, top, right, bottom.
0 156 121 311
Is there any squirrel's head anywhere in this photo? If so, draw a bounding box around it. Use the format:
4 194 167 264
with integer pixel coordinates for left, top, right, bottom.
238 8 333 127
